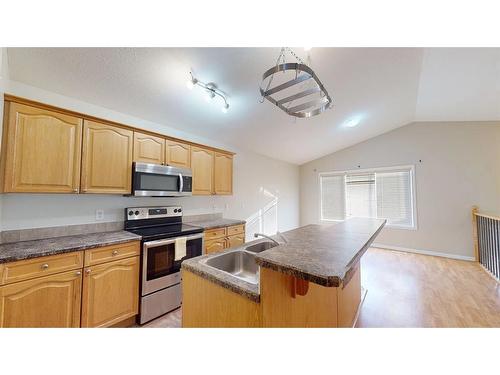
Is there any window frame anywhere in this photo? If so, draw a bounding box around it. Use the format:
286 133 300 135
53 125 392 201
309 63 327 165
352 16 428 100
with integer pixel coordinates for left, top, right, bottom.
318 164 418 230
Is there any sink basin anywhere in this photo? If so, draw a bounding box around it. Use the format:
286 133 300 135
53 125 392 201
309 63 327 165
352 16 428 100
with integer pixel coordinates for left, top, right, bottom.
245 241 277 253
205 250 258 284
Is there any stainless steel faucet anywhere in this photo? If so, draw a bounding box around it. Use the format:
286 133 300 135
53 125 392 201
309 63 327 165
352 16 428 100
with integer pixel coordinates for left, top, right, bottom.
254 232 288 245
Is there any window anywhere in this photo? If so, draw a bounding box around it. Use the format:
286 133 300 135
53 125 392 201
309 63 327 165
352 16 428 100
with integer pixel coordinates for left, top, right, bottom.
319 166 416 229
320 174 345 221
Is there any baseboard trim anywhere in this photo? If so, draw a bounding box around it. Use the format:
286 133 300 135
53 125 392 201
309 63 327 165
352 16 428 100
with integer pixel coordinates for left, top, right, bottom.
371 243 475 261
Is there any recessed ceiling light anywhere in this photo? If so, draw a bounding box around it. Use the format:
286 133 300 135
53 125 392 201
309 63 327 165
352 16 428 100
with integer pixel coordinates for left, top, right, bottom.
344 117 361 128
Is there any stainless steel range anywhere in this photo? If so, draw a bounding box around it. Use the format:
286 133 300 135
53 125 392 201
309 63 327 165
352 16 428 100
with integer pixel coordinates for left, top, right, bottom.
124 206 204 324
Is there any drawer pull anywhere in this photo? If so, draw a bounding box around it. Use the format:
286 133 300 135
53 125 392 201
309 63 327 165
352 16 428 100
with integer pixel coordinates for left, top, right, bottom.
75 271 82 276
86 269 92 275
112 250 119 256
41 264 49 270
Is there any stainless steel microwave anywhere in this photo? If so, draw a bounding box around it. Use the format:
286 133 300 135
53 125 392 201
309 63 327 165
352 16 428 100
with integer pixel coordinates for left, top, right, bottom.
131 162 192 197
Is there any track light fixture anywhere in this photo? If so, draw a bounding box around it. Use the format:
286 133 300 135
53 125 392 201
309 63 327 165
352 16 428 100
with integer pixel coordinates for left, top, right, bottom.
186 72 230 113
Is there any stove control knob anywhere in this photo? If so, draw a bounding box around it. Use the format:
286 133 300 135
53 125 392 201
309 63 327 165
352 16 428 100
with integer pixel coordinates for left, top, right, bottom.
178 208 182 212
173 209 178 213
134 210 140 216
128 210 133 216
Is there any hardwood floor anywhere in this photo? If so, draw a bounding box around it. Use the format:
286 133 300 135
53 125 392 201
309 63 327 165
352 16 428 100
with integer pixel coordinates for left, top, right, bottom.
357 248 500 327
139 248 500 328
139 307 182 328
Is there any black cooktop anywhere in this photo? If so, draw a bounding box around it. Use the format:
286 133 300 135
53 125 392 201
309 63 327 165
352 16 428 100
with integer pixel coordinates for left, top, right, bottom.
126 223 203 241
126 223 203 240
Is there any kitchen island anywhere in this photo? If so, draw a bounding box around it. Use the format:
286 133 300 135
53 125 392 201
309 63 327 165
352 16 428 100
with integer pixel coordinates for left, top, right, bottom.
182 218 386 327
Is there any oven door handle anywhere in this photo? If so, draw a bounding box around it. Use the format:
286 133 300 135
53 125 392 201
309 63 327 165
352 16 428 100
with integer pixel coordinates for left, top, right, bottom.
143 238 176 249
143 233 204 249
184 233 205 241
179 173 183 193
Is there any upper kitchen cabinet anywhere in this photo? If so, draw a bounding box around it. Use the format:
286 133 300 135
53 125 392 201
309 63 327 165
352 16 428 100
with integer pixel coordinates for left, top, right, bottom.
81 120 133 194
133 131 165 164
0 102 83 193
191 146 214 195
214 152 233 195
166 140 191 168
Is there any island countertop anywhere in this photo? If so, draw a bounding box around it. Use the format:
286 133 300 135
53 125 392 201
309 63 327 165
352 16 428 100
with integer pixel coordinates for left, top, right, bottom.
255 218 386 287
183 217 385 301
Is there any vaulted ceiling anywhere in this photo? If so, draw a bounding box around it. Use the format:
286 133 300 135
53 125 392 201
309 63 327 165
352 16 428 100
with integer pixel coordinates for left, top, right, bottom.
6 47 500 164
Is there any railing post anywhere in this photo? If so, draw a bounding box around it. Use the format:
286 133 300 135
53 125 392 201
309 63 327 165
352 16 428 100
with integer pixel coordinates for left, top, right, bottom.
472 206 479 261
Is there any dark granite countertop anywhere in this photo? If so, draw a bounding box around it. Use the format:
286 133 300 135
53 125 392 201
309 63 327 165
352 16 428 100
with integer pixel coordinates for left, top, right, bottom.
182 217 385 301
188 218 246 230
0 231 142 264
255 218 386 287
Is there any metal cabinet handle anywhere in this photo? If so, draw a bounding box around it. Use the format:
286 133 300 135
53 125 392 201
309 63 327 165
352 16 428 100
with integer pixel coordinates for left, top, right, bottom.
73 188 78 193
75 271 81 276
112 250 119 256
85 269 92 275
41 264 49 270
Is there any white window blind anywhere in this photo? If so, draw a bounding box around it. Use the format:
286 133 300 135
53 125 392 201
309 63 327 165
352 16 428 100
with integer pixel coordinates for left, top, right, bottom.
320 174 345 221
376 170 413 227
320 166 416 228
345 173 376 218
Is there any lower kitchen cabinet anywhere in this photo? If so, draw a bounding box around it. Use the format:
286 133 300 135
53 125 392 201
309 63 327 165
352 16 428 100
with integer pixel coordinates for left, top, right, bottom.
227 234 245 248
204 224 246 254
0 270 83 328
81 256 139 328
205 238 226 254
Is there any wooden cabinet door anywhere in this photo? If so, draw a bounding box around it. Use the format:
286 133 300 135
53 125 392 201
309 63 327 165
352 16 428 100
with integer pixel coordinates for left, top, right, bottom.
205 239 226 254
81 120 133 194
0 270 82 328
166 140 191 168
214 152 233 195
227 234 245 249
81 256 139 328
191 146 214 195
133 132 165 164
2 102 82 193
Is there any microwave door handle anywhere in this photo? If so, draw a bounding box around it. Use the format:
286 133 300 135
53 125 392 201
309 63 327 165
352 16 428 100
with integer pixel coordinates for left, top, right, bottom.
179 173 183 193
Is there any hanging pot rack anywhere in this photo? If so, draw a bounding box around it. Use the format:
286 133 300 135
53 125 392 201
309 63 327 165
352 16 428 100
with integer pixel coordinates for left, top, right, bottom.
259 48 333 118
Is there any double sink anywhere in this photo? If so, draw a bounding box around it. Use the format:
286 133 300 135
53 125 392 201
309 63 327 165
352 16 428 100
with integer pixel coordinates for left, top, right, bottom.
203 240 277 285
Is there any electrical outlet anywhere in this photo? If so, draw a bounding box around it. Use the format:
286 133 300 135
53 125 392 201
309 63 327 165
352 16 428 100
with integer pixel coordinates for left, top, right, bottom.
95 209 104 221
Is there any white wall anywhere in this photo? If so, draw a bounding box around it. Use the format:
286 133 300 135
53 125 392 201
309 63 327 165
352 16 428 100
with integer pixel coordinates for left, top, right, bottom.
0 48 10 231
0 80 300 238
300 122 500 259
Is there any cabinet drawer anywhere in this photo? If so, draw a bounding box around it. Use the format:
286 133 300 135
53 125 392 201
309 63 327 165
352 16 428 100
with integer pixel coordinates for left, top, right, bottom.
227 224 245 236
205 228 226 240
0 251 83 285
84 241 140 267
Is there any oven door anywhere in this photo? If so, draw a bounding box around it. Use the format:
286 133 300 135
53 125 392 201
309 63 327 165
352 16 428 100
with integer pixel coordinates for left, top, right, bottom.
132 162 192 197
142 233 204 295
